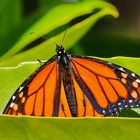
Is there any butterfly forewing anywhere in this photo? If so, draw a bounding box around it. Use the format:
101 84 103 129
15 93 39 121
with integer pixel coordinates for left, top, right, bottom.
3 58 60 116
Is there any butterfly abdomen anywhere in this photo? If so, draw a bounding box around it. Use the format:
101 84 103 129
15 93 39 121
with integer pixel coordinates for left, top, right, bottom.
62 66 77 117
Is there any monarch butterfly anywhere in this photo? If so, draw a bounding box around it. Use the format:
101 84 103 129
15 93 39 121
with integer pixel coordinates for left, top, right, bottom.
3 45 140 117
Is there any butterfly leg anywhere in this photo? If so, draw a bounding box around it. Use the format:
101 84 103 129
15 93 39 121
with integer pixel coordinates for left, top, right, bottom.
37 59 46 66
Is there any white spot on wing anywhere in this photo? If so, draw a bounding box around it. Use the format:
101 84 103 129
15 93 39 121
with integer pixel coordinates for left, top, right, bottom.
19 86 23 92
123 100 125 103
108 62 112 65
118 102 121 106
10 103 14 108
102 110 105 114
12 96 16 100
129 100 133 103
136 79 140 83
125 105 128 108
119 107 122 110
131 73 135 77
118 67 125 72
114 108 117 111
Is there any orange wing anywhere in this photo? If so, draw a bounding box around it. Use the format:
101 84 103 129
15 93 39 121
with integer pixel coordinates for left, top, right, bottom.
58 77 103 117
3 59 62 116
71 56 140 116
3 55 140 117
3 57 104 117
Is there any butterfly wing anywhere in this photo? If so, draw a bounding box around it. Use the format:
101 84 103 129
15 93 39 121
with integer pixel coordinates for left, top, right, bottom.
4 56 94 117
3 54 140 117
71 56 140 116
3 57 63 116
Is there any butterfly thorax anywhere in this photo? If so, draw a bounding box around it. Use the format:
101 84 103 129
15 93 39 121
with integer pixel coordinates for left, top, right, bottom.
56 45 71 69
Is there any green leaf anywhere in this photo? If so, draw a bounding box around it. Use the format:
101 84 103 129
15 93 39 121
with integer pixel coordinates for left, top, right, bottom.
0 0 118 66
0 116 140 140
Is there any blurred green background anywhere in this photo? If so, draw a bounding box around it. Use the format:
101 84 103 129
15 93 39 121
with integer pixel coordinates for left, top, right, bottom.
0 0 140 67
81 0 140 57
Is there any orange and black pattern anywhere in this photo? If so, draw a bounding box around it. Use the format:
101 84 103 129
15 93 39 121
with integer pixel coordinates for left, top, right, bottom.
3 45 140 117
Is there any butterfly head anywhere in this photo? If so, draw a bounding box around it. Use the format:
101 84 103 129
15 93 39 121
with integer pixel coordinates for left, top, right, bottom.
56 45 66 55
56 45 71 67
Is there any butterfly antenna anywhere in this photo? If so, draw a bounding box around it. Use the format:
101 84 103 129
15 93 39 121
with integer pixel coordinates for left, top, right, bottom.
61 28 67 46
30 32 58 46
